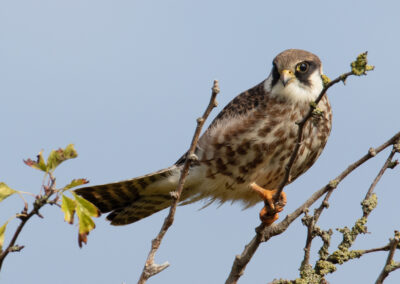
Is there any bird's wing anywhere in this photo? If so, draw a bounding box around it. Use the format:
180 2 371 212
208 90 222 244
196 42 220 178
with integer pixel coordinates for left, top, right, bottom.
175 80 268 165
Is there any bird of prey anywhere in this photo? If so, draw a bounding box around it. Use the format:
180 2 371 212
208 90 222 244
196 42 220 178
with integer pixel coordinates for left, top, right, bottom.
76 49 332 226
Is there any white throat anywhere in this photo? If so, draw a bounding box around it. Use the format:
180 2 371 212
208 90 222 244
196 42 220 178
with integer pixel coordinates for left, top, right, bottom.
265 71 323 103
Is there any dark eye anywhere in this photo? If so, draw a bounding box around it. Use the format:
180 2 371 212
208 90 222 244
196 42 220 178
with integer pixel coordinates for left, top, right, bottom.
296 62 309 73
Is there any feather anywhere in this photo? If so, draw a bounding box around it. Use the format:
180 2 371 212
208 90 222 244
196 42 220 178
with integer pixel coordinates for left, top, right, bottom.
75 166 180 225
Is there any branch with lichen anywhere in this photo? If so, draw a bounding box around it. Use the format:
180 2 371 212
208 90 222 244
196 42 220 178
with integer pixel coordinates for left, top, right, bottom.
137 80 220 284
269 140 399 284
376 231 400 284
226 130 399 284
316 142 397 279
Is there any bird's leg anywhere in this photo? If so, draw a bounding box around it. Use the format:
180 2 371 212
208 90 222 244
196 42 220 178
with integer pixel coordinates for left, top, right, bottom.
250 183 287 226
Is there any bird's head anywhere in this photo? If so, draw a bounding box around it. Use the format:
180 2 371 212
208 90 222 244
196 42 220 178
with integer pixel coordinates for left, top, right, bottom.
266 49 324 102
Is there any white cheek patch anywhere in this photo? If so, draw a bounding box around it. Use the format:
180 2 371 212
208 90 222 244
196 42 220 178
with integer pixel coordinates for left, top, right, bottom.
268 70 323 103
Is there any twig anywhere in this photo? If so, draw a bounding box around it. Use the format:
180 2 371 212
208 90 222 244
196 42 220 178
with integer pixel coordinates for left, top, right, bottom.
300 191 331 268
137 80 220 284
301 139 399 270
376 231 400 284
363 244 391 255
225 131 400 284
0 173 56 271
365 144 398 201
273 71 353 203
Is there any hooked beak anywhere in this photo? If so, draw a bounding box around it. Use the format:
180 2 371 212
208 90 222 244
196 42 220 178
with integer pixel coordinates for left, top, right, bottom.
280 69 295 87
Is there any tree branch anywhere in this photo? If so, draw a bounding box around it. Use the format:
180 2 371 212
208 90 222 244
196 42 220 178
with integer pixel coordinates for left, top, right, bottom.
137 80 220 284
301 191 332 268
225 130 400 284
376 231 400 284
363 244 391 255
300 138 399 272
0 173 56 271
365 144 399 201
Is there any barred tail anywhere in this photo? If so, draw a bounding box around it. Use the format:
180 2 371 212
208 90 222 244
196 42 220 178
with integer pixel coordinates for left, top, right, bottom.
75 166 180 225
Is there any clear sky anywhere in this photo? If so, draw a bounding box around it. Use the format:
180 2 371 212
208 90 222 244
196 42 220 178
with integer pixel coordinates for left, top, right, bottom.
1 1 400 283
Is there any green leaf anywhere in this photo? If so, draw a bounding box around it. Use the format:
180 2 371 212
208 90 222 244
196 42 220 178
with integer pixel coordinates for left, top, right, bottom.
76 206 95 247
61 195 76 224
63 179 89 191
0 221 8 253
23 150 47 171
0 183 17 202
72 192 100 247
73 193 100 218
47 144 78 171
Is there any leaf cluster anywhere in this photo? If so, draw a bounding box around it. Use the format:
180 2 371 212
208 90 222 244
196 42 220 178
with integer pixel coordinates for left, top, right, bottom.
0 144 99 259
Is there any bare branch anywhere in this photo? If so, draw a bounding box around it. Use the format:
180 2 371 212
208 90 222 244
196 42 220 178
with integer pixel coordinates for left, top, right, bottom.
225 130 400 284
363 245 391 255
365 143 398 201
137 80 220 284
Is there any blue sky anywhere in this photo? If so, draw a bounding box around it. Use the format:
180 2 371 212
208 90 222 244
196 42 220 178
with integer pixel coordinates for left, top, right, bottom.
1 1 400 283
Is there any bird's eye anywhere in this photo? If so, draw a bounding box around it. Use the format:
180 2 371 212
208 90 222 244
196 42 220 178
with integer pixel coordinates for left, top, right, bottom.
296 62 309 73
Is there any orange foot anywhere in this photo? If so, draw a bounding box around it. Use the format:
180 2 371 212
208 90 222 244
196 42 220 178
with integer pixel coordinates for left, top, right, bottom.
250 183 287 226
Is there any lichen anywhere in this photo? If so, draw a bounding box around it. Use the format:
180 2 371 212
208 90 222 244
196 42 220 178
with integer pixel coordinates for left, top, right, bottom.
296 264 323 284
351 52 375 75
336 217 367 249
321 74 331 87
328 248 348 264
394 141 400 153
353 217 368 235
312 107 324 117
361 193 378 215
329 179 339 189
301 210 313 227
315 260 336 275
317 229 333 260
384 260 400 273
327 216 367 265
310 101 318 109
269 279 293 284
328 247 364 265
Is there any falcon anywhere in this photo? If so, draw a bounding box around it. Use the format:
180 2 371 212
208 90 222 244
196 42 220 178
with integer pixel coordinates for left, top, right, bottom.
76 49 332 226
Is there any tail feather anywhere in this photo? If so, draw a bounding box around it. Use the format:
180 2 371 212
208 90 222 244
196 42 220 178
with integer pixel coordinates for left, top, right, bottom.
75 166 179 225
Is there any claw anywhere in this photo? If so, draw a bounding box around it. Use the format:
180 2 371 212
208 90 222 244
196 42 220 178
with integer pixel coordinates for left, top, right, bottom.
250 183 287 226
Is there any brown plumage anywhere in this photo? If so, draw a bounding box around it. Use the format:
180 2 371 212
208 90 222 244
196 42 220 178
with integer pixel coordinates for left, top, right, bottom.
76 49 332 225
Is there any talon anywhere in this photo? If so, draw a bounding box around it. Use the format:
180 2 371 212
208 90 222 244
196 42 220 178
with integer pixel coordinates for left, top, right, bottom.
275 191 287 213
250 183 287 226
259 209 279 226
250 183 275 210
